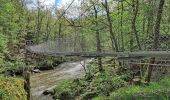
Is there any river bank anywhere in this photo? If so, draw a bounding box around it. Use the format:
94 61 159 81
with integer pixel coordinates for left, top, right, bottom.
31 59 92 100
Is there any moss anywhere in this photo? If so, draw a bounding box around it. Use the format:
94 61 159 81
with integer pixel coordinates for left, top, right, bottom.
0 76 27 100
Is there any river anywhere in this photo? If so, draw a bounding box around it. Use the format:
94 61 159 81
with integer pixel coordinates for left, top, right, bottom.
30 59 92 100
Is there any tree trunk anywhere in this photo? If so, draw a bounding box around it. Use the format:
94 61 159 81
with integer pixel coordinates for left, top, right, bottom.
131 0 141 50
168 0 170 23
117 1 120 50
58 22 62 38
120 1 124 51
36 0 40 43
145 0 165 82
36 0 43 43
146 0 154 39
92 1 103 71
153 0 165 50
96 30 102 71
46 12 50 41
142 15 146 49
57 22 62 51
104 0 118 52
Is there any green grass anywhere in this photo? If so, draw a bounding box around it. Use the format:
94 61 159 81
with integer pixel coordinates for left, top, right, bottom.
110 75 170 100
54 80 73 92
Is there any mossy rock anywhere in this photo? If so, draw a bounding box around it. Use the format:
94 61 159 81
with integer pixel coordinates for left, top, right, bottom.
0 76 27 100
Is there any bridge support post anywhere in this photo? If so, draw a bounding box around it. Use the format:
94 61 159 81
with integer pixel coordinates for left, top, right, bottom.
24 37 33 100
23 71 31 100
80 59 89 74
83 59 87 74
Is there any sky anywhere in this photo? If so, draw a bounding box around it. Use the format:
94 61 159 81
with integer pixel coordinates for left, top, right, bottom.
57 0 80 7
26 0 116 18
26 0 81 18
26 0 80 8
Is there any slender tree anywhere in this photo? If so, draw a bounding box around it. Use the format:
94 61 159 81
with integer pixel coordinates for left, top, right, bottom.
145 0 165 82
102 0 119 51
146 0 155 40
91 0 103 71
131 0 141 51
120 0 124 51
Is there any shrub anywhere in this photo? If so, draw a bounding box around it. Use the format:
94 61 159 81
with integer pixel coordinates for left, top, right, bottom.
0 76 27 100
53 80 74 99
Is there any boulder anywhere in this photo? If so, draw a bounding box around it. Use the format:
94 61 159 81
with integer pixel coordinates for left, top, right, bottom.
32 69 41 73
43 89 55 95
132 78 141 85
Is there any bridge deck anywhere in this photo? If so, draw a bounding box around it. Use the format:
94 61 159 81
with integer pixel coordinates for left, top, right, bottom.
26 46 170 58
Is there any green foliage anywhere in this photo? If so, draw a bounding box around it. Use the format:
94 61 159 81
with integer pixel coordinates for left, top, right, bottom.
110 75 170 100
53 58 127 100
0 59 25 74
53 80 74 99
0 0 26 74
0 33 9 72
53 58 170 100
0 34 8 54
0 0 169 99
91 71 127 96
0 33 9 65
0 76 27 100
92 96 107 100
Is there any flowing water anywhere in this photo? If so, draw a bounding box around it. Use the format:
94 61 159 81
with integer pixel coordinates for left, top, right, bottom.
31 59 92 100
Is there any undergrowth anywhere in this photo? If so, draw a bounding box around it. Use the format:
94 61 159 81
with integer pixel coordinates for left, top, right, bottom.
53 58 127 100
0 76 27 100
110 75 170 100
52 58 170 100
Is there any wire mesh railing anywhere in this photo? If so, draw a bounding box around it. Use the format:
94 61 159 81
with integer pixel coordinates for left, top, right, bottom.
25 33 170 57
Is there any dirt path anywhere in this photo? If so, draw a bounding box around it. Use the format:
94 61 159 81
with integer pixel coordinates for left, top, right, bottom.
30 59 92 100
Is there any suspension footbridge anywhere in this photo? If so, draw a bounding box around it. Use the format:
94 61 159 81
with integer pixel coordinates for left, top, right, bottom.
25 38 170 58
